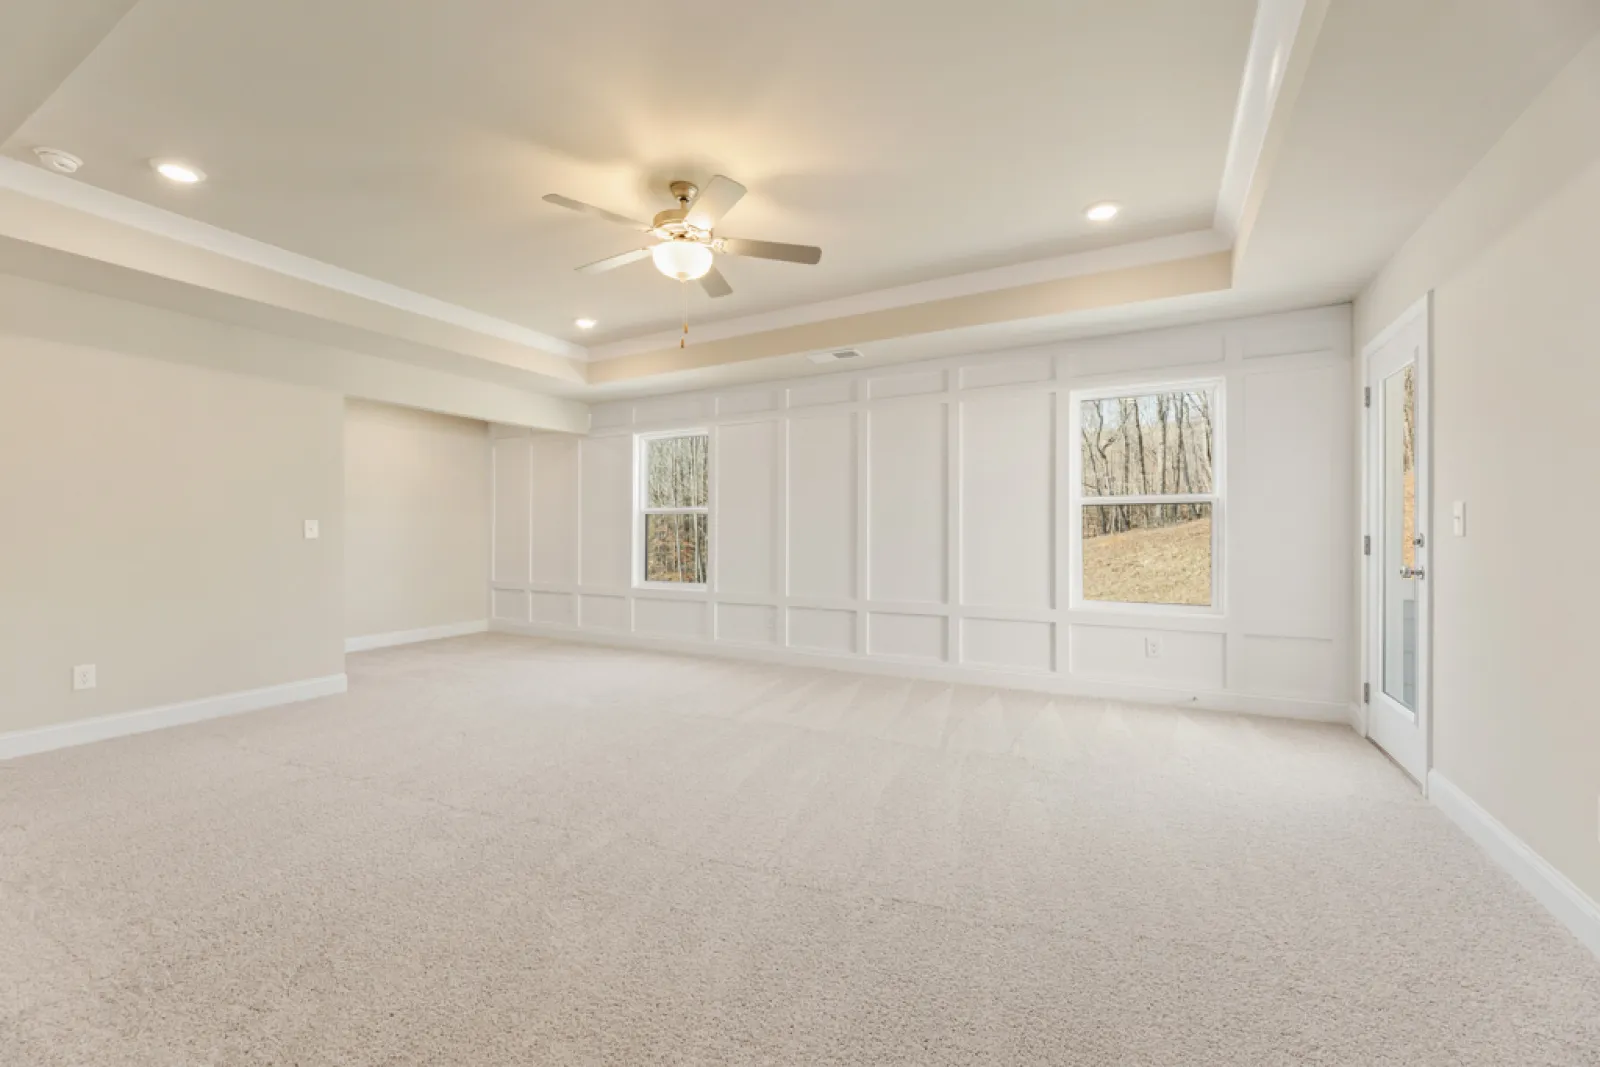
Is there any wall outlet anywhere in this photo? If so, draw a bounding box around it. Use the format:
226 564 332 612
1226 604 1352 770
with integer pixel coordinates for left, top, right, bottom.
72 664 97 691
303 519 320 540
1144 636 1163 659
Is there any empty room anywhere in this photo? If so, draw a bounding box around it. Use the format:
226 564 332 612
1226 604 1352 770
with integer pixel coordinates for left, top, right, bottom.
3 1 1599 1063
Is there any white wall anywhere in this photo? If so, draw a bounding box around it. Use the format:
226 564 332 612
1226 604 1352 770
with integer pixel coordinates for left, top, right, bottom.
344 399 489 641
491 306 1355 720
1355 34 1600 907
0 332 345 736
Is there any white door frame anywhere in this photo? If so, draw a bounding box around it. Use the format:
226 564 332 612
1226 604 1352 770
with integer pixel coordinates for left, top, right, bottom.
1360 294 1432 787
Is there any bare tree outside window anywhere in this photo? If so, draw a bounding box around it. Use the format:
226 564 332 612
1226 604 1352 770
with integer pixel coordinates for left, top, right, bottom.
1078 388 1218 607
640 433 709 584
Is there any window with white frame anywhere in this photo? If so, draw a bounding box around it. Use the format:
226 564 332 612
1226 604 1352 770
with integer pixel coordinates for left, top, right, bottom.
1072 382 1221 608
638 430 709 585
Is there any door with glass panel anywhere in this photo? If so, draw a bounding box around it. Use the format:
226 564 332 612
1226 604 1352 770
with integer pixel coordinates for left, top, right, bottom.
1364 299 1430 784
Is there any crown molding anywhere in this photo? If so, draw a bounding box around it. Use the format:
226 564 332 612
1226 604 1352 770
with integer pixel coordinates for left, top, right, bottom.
0 156 584 361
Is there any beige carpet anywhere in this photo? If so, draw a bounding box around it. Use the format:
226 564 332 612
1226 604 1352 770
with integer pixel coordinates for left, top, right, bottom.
3 634 1598 1065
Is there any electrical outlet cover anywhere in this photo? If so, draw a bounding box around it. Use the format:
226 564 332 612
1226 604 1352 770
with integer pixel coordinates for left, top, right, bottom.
72 664 97 690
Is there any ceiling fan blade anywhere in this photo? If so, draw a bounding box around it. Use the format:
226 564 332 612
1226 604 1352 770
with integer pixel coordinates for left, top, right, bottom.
576 248 652 274
684 175 747 231
699 265 733 298
543 193 650 230
717 237 822 265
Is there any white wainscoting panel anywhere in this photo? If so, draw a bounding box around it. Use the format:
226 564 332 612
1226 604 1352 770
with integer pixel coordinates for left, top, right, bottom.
491 588 528 624
789 607 856 653
715 419 781 597
869 400 947 604
717 602 779 646
579 436 632 588
962 617 1054 673
868 611 947 662
529 591 577 626
787 413 857 600
491 436 531 585
580 593 629 631
960 391 1054 610
635 596 709 639
490 306 1357 720
529 435 580 585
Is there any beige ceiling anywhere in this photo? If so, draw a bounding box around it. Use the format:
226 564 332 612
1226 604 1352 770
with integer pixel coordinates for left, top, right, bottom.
0 0 1596 424
3 0 1255 345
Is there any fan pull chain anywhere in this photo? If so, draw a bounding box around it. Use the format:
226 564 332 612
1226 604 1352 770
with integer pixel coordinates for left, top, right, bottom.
680 279 689 349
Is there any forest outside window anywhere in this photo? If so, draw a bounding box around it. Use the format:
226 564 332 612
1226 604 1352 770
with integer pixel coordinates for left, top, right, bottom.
638 431 709 586
1074 383 1221 609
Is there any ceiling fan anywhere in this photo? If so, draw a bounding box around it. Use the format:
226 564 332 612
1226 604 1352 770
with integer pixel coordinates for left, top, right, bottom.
542 176 822 299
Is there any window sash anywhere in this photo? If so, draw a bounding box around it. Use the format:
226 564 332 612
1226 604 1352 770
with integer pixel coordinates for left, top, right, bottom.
636 430 710 588
1069 379 1224 614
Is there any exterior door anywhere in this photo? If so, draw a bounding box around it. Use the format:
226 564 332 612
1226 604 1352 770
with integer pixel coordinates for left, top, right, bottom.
1363 297 1430 784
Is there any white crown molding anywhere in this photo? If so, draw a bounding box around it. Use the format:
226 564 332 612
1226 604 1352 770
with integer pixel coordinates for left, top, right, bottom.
1215 0 1311 239
0 157 584 361
0 673 348 761
586 229 1233 362
345 619 488 653
1429 771 1600 961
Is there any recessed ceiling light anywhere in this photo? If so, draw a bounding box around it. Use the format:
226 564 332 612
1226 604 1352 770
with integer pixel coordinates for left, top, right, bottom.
574 318 597 330
33 147 82 174
153 160 205 184
1085 201 1121 222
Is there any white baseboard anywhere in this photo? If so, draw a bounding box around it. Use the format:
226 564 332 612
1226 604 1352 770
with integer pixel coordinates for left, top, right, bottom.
0 674 348 762
1429 771 1600 960
345 619 488 653
491 619 1349 724
1346 700 1367 736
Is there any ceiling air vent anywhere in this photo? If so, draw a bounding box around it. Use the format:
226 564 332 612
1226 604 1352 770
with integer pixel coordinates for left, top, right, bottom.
806 349 863 365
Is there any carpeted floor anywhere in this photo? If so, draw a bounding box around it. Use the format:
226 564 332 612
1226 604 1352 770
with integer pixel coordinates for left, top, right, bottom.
3 634 1598 1065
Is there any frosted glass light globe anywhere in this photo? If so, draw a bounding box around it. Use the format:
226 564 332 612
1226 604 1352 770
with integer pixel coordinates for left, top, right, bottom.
652 240 714 281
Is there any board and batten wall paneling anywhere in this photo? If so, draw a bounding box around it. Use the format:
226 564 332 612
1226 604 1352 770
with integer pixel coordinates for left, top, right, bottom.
787 412 858 601
714 419 782 598
960 391 1055 611
579 435 632 589
868 400 948 605
489 306 1355 721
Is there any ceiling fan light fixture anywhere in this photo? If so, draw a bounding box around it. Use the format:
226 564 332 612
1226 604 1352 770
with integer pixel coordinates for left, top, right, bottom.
651 239 714 281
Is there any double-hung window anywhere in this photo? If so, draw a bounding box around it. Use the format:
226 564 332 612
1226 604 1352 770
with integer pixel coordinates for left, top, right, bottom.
1071 381 1222 610
637 430 709 586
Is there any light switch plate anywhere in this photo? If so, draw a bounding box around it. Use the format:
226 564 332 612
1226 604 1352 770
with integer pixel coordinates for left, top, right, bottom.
304 519 320 540
72 664 96 690
1452 501 1465 537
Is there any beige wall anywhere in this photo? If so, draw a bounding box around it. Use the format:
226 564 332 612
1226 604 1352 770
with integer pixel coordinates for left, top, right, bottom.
0 334 345 735
1355 35 1600 904
344 399 488 640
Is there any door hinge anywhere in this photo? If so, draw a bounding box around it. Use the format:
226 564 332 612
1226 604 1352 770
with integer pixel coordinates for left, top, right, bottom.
1363 534 1371 556
1362 682 1371 704
1363 386 1372 408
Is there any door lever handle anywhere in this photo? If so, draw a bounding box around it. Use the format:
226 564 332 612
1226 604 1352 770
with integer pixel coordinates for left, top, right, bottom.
1400 566 1426 580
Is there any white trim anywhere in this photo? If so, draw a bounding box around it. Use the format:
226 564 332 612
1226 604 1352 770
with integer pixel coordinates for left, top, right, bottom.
0 158 582 361
1215 0 1310 238
1429 771 1600 961
344 619 489 653
1346 700 1366 735
491 619 1348 724
1359 293 1432 784
1067 377 1226 617
0 674 348 762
